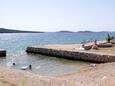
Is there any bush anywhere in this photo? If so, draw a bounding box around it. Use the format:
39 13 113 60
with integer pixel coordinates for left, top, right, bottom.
106 34 114 43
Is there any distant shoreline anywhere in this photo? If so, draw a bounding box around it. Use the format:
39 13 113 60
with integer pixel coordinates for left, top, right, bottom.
0 28 115 33
0 28 44 33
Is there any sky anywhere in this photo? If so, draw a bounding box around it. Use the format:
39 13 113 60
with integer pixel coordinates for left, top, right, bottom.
0 0 115 32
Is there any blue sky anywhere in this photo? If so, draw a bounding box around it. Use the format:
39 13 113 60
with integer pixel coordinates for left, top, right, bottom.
0 0 115 32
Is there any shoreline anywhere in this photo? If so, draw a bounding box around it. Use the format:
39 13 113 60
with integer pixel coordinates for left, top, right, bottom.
0 66 77 86
0 62 115 86
1 41 115 85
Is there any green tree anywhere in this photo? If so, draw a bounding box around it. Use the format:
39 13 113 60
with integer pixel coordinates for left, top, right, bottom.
106 34 113 43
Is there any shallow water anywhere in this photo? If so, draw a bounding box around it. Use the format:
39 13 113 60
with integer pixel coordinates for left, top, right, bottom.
0 32 114 76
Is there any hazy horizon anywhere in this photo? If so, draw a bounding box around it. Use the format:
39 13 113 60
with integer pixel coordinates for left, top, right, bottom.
1 0 115 32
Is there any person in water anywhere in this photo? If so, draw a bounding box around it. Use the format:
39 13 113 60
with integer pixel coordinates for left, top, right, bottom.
29 64 32 70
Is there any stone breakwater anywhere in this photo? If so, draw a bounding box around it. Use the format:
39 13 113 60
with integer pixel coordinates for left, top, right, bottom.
0 49 6 56
26 46 115 63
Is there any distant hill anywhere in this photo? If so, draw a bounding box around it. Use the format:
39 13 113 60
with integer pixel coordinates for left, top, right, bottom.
77 31 95 33
56 30 114 33
57 30 74 33
0 28 43 33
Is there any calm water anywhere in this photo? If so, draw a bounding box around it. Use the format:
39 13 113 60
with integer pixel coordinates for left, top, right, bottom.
0 32 114 76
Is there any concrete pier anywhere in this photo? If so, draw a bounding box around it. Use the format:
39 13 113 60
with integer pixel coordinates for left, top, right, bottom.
26 44 115 63
0 49 6 56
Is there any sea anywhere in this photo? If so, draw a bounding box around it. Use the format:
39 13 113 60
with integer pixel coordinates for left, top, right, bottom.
0 32 114 76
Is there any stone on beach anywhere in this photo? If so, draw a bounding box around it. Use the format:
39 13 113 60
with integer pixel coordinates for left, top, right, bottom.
90 64 96 68
92 45 98 50
98 43 113 48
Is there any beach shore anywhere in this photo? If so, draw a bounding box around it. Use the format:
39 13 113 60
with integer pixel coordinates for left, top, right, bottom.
0 67 76 86
2 41 115 86
0 62 115 86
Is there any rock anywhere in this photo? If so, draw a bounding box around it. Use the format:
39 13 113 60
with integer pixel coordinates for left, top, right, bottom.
92 45 98 50
98 43 113 48
90 64 96 68
82 44 92 50
111 40 115 44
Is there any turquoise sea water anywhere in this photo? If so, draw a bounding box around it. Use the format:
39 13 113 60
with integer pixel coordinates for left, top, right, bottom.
0 32 114 75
